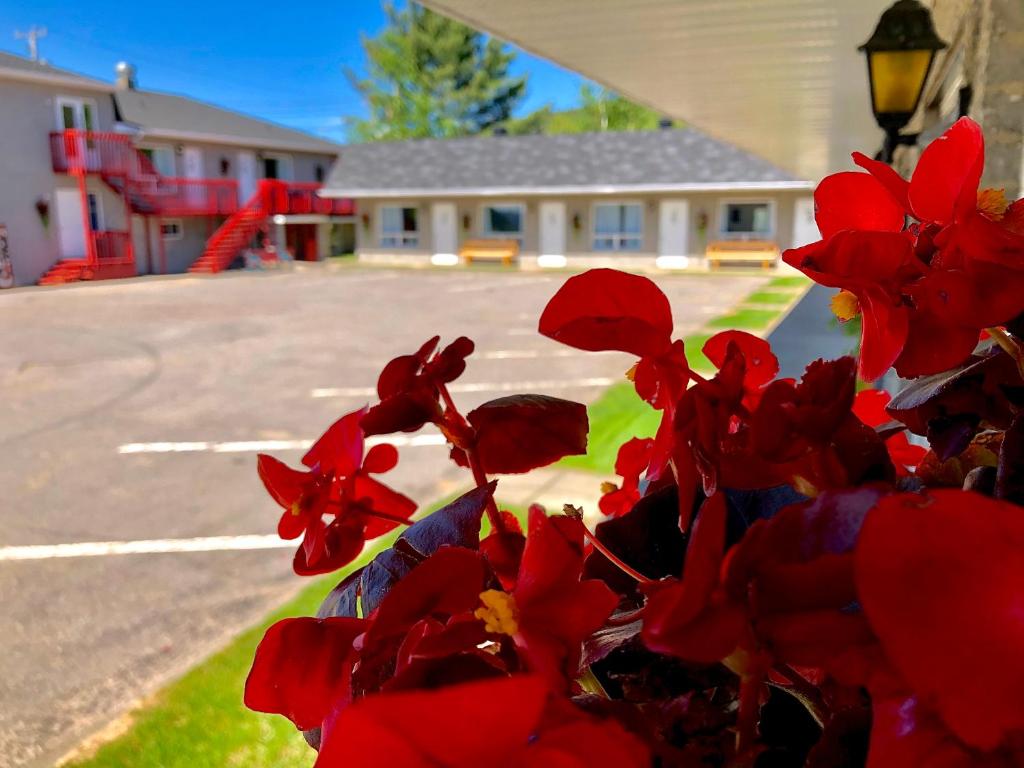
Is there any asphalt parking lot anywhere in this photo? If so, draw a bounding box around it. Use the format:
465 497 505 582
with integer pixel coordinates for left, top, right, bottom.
0 264 770 767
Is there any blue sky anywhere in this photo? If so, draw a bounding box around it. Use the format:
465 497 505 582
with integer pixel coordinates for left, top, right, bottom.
0 0 586 143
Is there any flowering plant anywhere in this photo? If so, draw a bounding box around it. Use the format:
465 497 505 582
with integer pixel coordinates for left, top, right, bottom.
245 118 1024 767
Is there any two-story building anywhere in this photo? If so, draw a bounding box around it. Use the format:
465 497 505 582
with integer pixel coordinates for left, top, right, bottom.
0 52 353 286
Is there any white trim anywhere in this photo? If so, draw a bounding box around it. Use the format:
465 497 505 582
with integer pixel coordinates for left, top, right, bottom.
0 66 111 92
160 219 184 241
138 128 338 155
320 180 814 198
55 95 99 131
479 201 525 239
717 197 777 239
378 203 420 248
591 200 644 252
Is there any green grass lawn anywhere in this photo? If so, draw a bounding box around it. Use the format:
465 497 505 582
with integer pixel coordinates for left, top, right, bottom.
558 381 660 474
767 275 809 289
706 308 781 330
743 290 794 306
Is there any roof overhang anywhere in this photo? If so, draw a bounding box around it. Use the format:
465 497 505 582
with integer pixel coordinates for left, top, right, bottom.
132 127 340 155
0 66 112 92
320 180 815 198
420 0 896 180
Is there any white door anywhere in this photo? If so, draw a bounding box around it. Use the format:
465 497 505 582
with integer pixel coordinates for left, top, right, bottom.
55 188 87 258
539 202 566 267
657 199 689 268
792 197 819 247
55 97 98 170
237 151 257 204
431 202 457 265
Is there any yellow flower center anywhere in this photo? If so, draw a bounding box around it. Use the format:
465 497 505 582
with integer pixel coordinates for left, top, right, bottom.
474 589 519 636
289 501 302 516
978 188 1010 219
600 481 619 495
830 290 860 322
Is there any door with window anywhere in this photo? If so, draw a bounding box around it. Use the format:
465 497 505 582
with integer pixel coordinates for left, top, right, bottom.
56 97 98 170
237 151 257 204
183 147 204 206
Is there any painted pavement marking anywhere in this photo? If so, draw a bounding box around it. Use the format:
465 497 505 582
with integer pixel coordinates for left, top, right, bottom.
0 534 293 562
118 432 448 455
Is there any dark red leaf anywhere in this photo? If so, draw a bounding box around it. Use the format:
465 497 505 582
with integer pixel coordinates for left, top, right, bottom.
466 394 588 474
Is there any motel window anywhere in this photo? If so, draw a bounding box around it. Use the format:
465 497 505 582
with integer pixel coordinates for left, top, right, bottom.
482 204 524 240
593 203 642 251
160 220 183 241
380 206 419 247
722 202 772 237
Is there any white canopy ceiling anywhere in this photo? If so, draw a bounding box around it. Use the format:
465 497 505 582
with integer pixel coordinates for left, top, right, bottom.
422 0 896 180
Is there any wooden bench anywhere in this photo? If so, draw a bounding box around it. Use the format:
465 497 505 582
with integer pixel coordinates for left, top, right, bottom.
459 238 519 266
705 240 779 270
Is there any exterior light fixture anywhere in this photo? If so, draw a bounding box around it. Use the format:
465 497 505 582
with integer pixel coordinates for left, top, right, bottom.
859 0 947 163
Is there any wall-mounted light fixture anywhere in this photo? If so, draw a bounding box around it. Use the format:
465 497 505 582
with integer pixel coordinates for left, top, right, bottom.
859 0 948 163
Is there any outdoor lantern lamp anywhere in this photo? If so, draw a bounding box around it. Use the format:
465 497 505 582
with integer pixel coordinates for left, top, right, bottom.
859 0 947 162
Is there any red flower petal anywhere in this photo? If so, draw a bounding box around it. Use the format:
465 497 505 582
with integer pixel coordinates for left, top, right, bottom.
377 336 438 399
361 443 399 474
892 308 978 379
316 676 549 767
909 117 985 225
852 389 892 428
814 171 906 239
856 285 909 382
856 490 1024 751
853 151 912 214
303 409 365 476
702 330 779 391
244 616 368 731
539 268 674 357
257 453 309 509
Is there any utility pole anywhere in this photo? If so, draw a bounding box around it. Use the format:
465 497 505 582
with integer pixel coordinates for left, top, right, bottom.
14 26 47 62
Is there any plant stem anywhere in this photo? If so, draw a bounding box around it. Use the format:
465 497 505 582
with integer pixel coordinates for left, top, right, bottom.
436 381 505 533
577 666 610 698
580 525 653 584
987 326 1024 378
735 673 761 755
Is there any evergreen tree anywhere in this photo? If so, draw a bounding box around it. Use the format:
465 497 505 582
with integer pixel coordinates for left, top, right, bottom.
346 3 526 141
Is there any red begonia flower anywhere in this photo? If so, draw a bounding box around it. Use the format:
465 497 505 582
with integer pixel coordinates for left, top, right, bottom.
642 493 748 664
702 330 779 405
538 268 673 357
316 675 650 767
599 437 655 517
257 408 415 575
361 336 475 435
813 170 906 238
856 490 1024 752
244 615 369 731
852 389 926 475
475 507 617 690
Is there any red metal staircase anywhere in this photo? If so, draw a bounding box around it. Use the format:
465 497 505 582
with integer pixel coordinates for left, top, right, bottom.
188 185 272 273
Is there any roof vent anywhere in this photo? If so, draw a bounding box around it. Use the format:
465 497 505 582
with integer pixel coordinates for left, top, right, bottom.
115 61 137 90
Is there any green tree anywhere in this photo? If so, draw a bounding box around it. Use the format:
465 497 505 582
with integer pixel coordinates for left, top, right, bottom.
505 84 668 135
346 3 526 141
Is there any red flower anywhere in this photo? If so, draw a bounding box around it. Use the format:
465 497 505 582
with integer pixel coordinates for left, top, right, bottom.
315 675 650 768
599 437 655 517
855 490 1024 752
257 408 416 575
244 616 368 731
474 507 618 690
361 336 475 436
852 389 926 476
784 118 1024 381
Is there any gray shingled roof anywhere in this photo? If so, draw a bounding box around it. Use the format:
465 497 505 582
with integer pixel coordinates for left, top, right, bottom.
323 128 807 196
115 89 340 154
0 50 110 89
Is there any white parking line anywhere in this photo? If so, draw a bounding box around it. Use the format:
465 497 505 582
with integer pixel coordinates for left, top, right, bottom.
0 534 293 562
118 433 448 455
310 376 617 399
481 349 593 360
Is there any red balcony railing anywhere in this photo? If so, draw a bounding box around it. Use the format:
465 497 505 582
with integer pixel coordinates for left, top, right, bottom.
93 231 133 264
49 130 136 175
262 181 355 216
125 177 240 216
